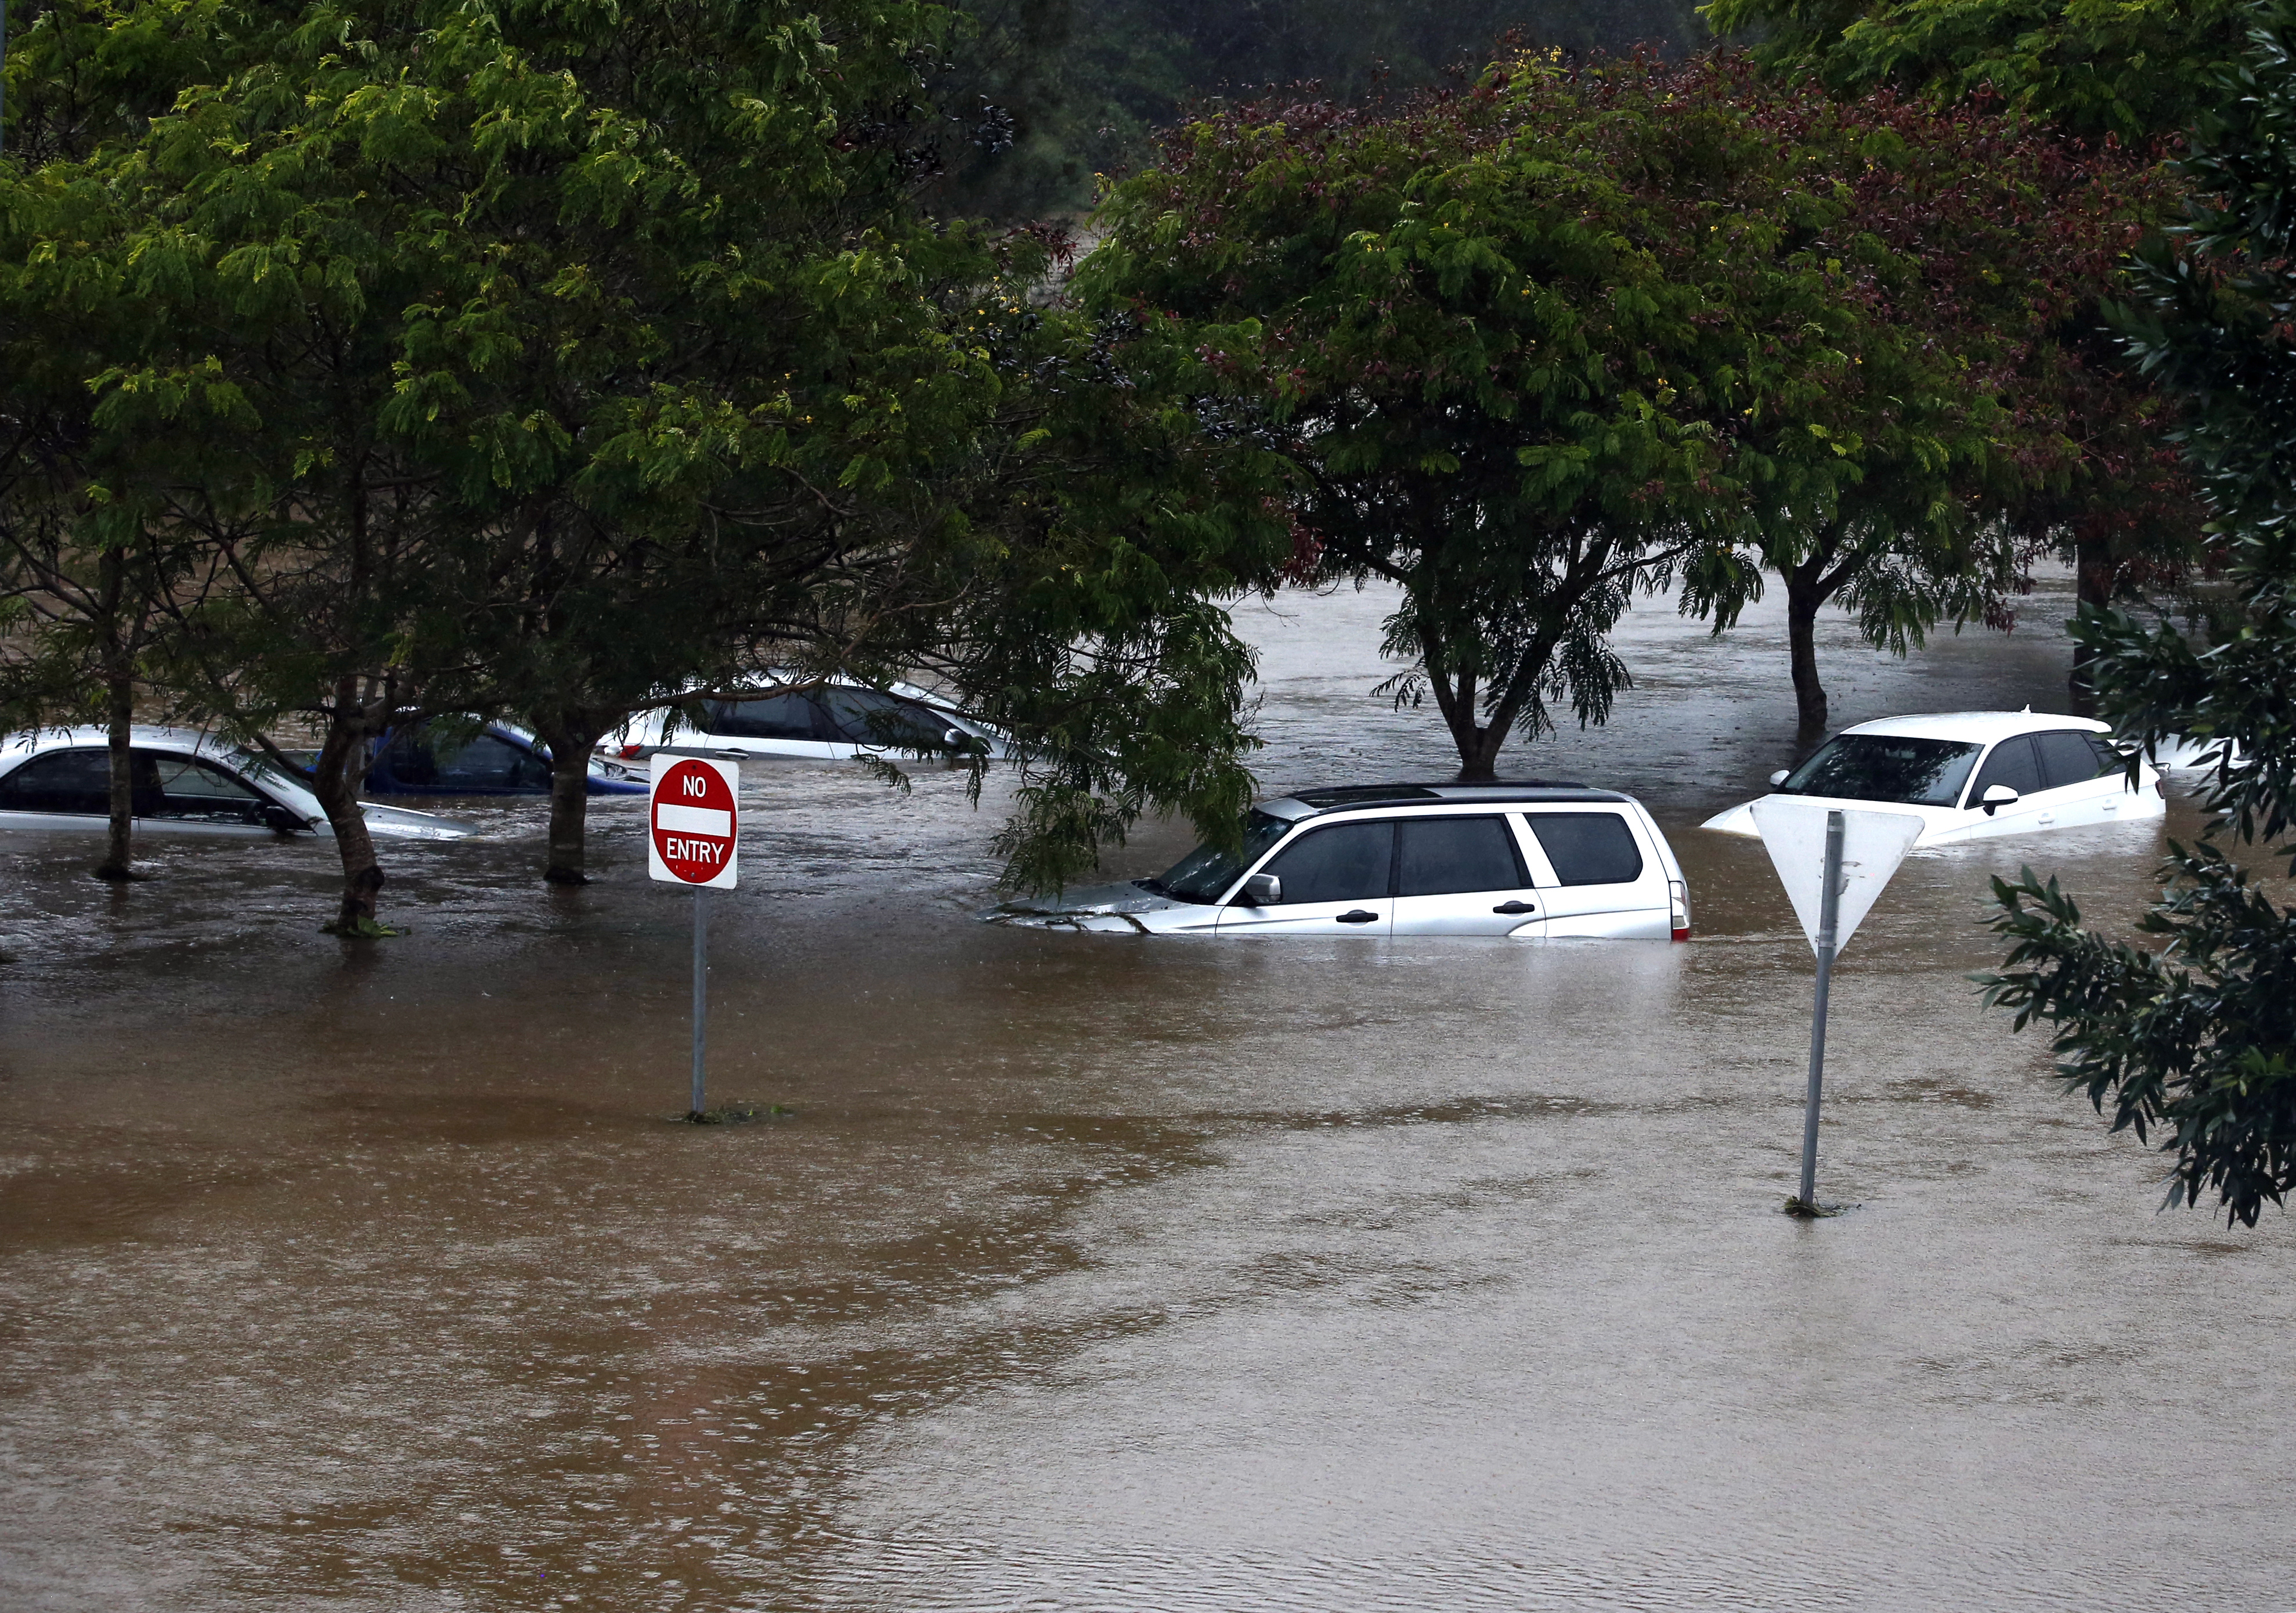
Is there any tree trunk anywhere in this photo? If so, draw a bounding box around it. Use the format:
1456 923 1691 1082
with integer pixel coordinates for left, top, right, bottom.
2069 530 2115 713
93 662 140 881
1457 726 1507 782
1786 568 1828 746
312 686 387 934
532 712 611 885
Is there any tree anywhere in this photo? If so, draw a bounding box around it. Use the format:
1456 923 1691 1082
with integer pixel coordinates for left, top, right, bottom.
1666 66 2189 739
1084 50 2174 775
1702 0 2221 688
1703 0 2249 143
5 0 1295 922
1981 3 2296 1227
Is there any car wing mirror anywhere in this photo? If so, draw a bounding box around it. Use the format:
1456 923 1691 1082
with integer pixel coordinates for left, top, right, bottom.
1980 784 2021 815
1239 872 1280 907
261 802 311 835
1768 769 1790 788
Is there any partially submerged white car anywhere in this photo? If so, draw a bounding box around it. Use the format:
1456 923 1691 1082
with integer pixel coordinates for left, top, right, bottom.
984 782 1692 939
607 677 1006 765
1701 711 2165 847
0 727 475 842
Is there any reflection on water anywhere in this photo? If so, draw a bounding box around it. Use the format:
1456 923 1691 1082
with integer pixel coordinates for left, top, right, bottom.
3 576 2291 1612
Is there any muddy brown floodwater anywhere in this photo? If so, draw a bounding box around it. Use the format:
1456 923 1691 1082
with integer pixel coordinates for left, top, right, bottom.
4 574 2293 1612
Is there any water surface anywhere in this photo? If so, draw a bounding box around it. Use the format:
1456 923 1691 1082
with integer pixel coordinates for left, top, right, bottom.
3 575 2288 1611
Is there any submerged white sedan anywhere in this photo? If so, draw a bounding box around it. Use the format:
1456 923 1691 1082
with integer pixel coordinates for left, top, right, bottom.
0 727 474 842
605 677 1006 765
1701 710 2165 847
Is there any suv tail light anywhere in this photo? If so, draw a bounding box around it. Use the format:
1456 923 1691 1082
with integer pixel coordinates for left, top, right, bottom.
1669 878 1692 943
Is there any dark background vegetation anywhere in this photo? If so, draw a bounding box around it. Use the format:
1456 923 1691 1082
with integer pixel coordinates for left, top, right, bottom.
930 0 1707 216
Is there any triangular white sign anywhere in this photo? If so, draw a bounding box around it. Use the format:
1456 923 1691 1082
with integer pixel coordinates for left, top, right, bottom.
1749 800 1925 956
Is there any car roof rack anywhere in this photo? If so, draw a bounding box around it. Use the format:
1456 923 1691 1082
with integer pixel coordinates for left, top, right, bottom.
1280 780 1615 814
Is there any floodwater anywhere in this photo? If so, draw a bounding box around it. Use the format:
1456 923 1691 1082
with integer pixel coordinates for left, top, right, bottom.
3 575 2291 1612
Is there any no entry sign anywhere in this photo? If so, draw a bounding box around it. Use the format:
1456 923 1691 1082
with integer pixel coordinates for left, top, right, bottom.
648 756 739 889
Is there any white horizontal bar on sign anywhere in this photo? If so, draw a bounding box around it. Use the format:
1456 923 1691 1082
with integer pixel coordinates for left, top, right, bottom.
656 803 732 838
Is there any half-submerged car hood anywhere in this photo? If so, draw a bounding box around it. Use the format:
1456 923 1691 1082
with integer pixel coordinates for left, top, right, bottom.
980 880 1195 931
1702 794 1955 845
257 771 475 840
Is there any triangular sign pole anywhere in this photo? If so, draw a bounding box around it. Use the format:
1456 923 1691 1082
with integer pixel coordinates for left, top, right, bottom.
1749 800 1924 1213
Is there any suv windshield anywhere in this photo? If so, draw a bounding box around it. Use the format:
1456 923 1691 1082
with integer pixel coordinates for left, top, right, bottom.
1146 810 1294 904
1779 735 1983 807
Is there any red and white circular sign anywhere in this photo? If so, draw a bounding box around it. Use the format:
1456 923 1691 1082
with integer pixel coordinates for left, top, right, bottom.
648 757 739 888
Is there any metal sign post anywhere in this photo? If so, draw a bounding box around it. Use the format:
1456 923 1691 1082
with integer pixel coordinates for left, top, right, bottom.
1797 810 1846 1209
691 885 709 1117
648 755 739 1120
1749 799 1925 1215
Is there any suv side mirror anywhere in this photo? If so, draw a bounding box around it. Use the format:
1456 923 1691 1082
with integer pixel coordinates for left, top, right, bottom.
261 802 309 835
1239 872 1281 907
1768 769 1790 788
1980 784 2020 815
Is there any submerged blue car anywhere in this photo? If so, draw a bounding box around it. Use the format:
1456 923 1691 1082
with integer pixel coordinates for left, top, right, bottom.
360 720 649 798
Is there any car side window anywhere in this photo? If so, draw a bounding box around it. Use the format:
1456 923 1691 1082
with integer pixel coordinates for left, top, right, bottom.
1966 736 2042 803
145 755 269 822
1259 821 1394 904
1525 813 1643 886
2035 731 2114 791
815 686 946 748
0 749 111 814
433 733 549 790
1396 817 1526 897
703 694 827 742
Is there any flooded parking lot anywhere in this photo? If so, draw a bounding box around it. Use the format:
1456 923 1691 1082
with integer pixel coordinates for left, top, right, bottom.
3 576 2291 1611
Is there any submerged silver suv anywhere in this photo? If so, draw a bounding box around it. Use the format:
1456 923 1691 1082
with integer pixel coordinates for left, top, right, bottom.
984 782 1691 939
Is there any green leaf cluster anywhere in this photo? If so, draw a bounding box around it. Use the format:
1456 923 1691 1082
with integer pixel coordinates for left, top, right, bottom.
1704 0 2251 142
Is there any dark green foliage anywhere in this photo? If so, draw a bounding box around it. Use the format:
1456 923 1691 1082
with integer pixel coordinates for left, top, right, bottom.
1985 851 2296 1225
1979 2 2296 1225
1086 50 2171 778
943 0 1710 216
2 0 1292 921
1705 0 2250 143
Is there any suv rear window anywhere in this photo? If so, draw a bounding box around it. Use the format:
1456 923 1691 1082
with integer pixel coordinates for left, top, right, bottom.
1526 813 1643 886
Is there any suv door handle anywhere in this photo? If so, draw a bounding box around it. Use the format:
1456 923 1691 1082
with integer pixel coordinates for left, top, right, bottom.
1335 910 1381 924
1492 900 1536 914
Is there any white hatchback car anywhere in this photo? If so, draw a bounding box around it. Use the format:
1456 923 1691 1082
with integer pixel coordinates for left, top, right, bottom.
0 727 475 842
984 783 1692 939
607 677 1006 765
1700 710 2165 847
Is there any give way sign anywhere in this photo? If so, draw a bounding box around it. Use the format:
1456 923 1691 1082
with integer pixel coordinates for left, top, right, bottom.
649 756 739 889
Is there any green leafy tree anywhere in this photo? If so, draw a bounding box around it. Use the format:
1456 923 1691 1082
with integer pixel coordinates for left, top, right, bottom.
5 0 1293 922
1085 51 2174 775
1702 0 2249 143
1702 0 2223 673
1981 3 2296 1227
1672 66 2187 739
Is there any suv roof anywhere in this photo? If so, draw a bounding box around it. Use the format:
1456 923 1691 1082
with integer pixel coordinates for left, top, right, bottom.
1266 781 1629 820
